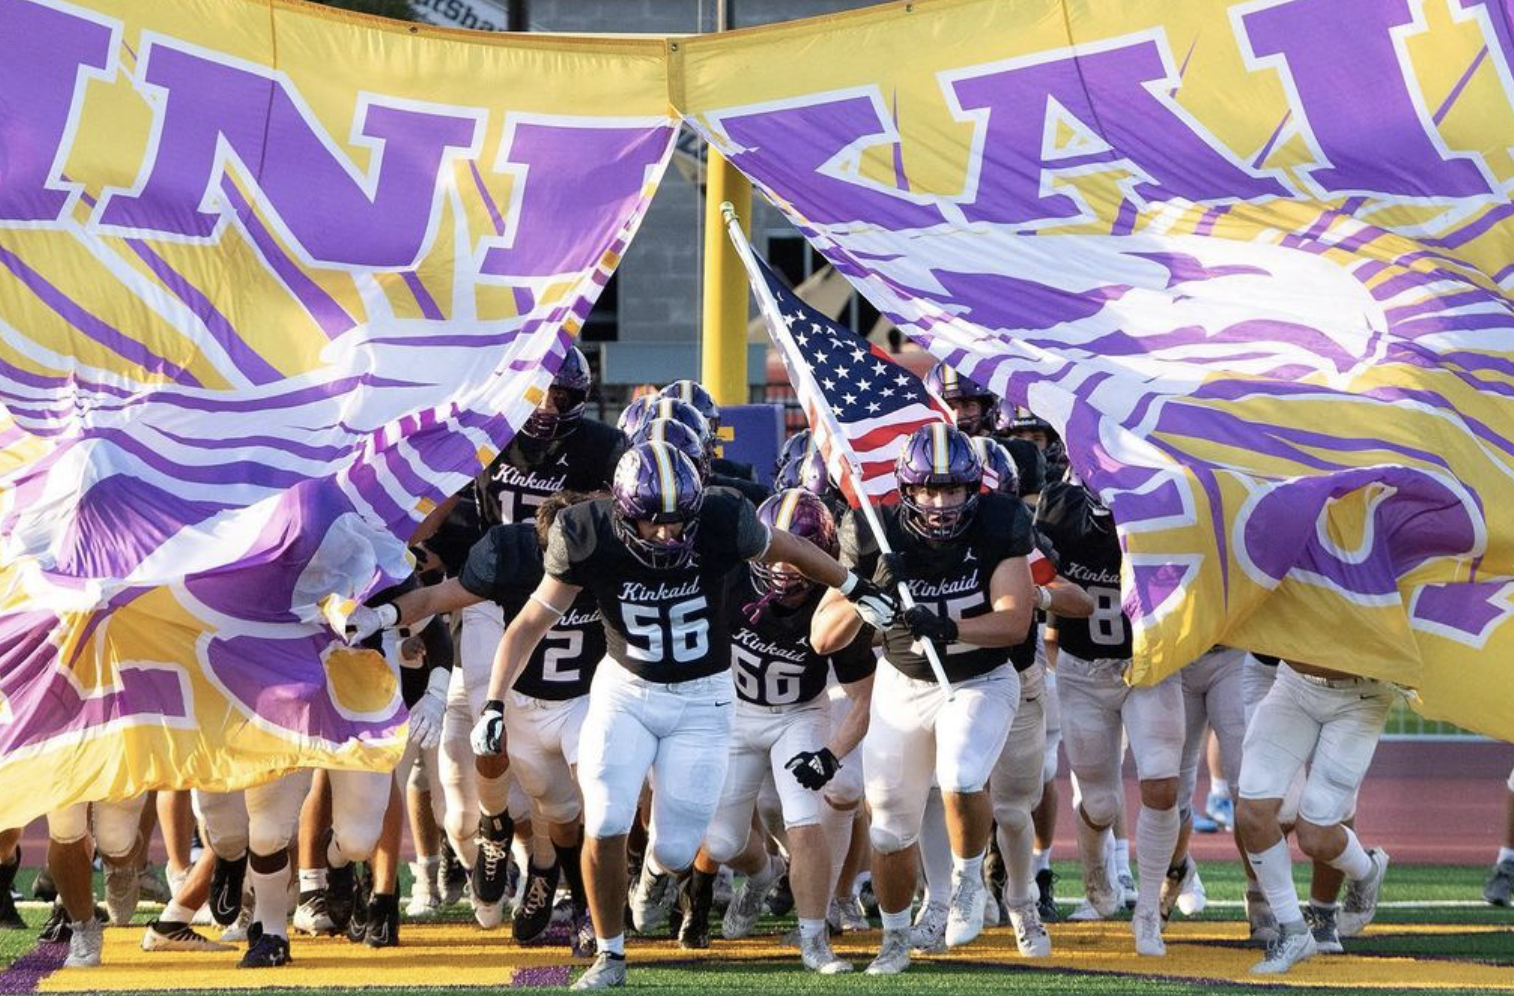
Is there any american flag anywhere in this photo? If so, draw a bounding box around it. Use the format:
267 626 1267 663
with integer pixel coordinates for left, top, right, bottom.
746 252 952 507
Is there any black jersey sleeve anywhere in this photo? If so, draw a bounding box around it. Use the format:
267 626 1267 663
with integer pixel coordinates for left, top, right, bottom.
838 508 880 576
543 503 598 587
830 630 877 685
974 492 1037 562
711 473 773 507
699 488 771 562
458 525 542 605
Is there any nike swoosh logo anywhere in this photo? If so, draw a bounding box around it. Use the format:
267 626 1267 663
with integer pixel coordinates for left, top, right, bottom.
714 700 731 708
211 891 238 921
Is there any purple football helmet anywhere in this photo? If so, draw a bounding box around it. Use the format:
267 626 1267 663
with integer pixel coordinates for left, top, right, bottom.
659 379 721 434
924 361 999 436
774 448 840 506
630 417 710 480
612 441 705 570
774 428 814 476
522 346 592 440
969 436 1019 497
616 395 657 437
644 397 712 457
895 422 982 540
750 488 838 599
1005 405 1068 482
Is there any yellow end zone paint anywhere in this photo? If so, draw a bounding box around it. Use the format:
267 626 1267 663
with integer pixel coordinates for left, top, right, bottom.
36 921 1514 992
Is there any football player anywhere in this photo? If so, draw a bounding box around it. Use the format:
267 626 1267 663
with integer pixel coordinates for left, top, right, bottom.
472 442 895 990
42 798 147 967
691 490 874 974
1485 765 1514 906
1036 477 1184 956
812 424 1039 975
659 379 755 481
1004 407 1068 484
923 362 999 437
1237 655 1393 974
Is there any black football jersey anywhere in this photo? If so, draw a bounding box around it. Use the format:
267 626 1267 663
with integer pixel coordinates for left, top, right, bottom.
545 488 770 683
727 573 876 707
842 492 1035 684
459 523 606 700
712 456 757 482
475 419 625 527
1034 481 1130 661
710 472 772 507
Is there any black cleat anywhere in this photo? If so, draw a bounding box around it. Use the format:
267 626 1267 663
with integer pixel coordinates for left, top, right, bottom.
438 840 467 906
210 854 248 927
326 863 357 933
765 870 795 918
346 866 372 944
363 893 400 949
513 862 561 944
1036 868 1061 922
473 813 515 907
0 849 24 930
38 903 69 943
32 867 57 904
677 871 714 950
238 930 291 968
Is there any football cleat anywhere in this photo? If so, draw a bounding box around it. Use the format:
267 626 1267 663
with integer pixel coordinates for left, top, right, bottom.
1246 886 1280 946
1006 898 1051 958
1035 867 1060 922
63 918 102 968
1338 848 1389 937
944 872 986 948
438 842 467 906
832 894 871 932
629 866 678 935
1118 870 1139 910
513 863 561 945
237 930 292 969
209 854 248 927
571 951 626 990
909 901 948 953
676 873 713 950
800 931 853 974
326 863 357 932
1304 903 1344 954
1081 862 1121 919
1250 920 1317 975
1485 858 1514 907
1206 792 1235 832
137 867 173 905
865 927 913 975
1133 908 1166 957
363 894 400 949
472 816 515 907
141 919 233 952
292 890 336 936
1159 857 1197 921
723 857 783 940
764 870 795 918
220 907 252 944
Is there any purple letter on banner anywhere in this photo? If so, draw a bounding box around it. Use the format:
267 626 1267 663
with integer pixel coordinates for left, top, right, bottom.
950 38 1287 225
0 0 113 223
478 120 672 279
96 43 479 268
1242 0 1491 199
719 96 948 230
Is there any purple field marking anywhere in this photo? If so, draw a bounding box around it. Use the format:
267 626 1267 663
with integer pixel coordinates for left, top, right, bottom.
511 965 572 987
0 941 66 995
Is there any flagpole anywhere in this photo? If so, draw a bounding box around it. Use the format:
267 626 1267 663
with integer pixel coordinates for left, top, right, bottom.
721 203 955 702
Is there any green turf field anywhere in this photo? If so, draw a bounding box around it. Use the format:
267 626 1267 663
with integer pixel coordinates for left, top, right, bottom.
2 861 1509 995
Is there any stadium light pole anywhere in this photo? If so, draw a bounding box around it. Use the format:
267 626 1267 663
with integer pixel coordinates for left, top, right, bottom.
699 0 752 407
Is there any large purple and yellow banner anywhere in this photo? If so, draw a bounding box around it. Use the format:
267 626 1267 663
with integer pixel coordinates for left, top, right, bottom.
0 0 675 825
676 0 1514 738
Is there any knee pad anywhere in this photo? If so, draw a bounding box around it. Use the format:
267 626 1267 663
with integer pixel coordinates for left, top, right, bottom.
92 802 144 860
248 820 294 858
868 822 917 856
648 833 700 876
46 805 89 846
332 820 382 865
702 824 747 867
1079 785 1121 829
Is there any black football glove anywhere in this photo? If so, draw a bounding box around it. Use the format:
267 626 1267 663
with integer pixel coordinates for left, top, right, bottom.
785 747 841 791
904 604 959 644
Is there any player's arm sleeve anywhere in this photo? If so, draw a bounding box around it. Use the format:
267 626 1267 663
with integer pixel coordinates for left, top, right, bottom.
543 515 586 586
838 510 880 577
731 494 773 562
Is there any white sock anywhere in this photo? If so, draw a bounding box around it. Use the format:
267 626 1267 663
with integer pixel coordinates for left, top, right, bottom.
1210 778 1231 798
952 850 985 882
250 865 291 938
1135 805 1181 915
798 917 827 940
597 932 624 956
1113 838 1132 879
999 821 1035 907
1075 810 1110 880
880 906 913 932
1246 839 1303 927
1499 847 1514 865
162 899 197 923
299 868 328 893
1033 849 1051 874
1328 827 1373 881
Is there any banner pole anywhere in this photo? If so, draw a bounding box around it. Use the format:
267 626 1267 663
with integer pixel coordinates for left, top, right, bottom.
699 2 752 408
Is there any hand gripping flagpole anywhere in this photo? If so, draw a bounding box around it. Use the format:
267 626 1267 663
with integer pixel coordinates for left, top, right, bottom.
721 202 955 702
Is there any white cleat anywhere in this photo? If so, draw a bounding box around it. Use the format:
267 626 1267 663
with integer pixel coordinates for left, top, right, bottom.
1007 899 1051 958
1118 871 1139 910
721 857 783 941
1081 862 1121 919
800 931 853 974
104 861 140 927
219 908 251 943
832 894 871 932
472 895 506 930
944 872 986 948
1251 921 1318 975
64 919 103 968
571 952 626 990
865 927 912 975
141 919 234 952
1178 865 1208 917
629 866 678 935
1133 908 1166 957
1159 857 1197 920
1338 848 1389 938
909 901 948 953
